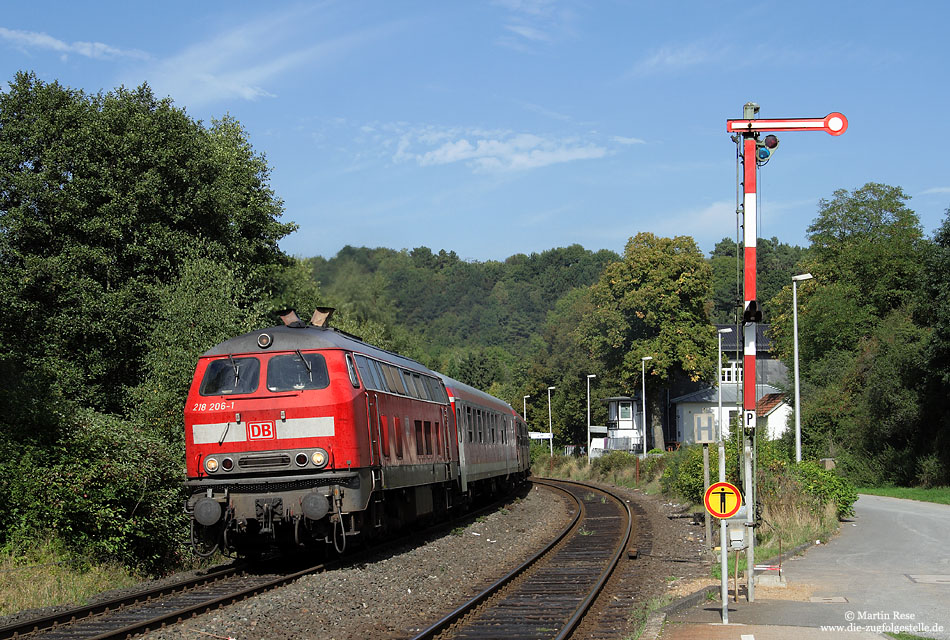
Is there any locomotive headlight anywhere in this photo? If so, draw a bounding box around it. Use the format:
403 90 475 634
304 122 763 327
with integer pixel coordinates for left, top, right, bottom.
311 449 329 469
205 457 219 473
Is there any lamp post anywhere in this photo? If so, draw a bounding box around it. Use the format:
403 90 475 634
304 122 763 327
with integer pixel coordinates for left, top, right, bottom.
587 374 596 464
640 356 652 455
792 273 813 463
523 395 530 422
717 328 732 441
717 327 731 623
547 386 555 456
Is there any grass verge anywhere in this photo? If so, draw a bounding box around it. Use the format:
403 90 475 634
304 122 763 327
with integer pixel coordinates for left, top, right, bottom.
856 486 950 505
0 539 141 616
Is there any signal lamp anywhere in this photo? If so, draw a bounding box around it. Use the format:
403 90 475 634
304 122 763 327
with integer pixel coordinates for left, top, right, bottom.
311 449 329 468
221 457 233 472
755 134 780 163
295 452 309 467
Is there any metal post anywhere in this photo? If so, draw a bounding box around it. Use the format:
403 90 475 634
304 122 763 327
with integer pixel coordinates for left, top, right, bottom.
587 375 596 465
792 273 812 463
719 436 728 623
717 327 731 622
744 435 754 602
547 386 555 457
641 356 652 454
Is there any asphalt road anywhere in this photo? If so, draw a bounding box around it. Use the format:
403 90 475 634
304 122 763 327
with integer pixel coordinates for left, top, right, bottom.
666 493 950 639
779 493 950 638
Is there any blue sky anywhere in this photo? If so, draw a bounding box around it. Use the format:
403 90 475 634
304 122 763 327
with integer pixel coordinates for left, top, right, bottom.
2 1 948 261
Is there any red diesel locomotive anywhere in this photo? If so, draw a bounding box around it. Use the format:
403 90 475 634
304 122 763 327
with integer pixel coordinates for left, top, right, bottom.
185 310 530 554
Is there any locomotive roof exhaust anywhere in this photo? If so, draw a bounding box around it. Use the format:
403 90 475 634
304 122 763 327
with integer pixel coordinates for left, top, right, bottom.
310 307 335 328
279 308 336 329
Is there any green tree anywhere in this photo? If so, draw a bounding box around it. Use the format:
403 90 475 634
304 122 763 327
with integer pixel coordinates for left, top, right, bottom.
0 72 294 435
582 233 715 449
767 184 934 483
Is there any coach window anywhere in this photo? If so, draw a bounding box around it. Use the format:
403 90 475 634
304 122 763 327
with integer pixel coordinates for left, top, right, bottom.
266 353 330 392
466 406 473 442
200 357 261 396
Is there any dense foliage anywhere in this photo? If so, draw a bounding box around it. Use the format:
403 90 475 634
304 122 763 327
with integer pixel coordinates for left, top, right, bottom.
0 73 307 572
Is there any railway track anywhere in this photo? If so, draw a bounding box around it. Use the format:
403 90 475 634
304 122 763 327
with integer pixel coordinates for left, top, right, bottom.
410 479 633 640
0 491 523 640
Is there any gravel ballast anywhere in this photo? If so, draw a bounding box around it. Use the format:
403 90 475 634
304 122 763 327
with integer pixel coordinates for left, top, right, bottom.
144 484 570 640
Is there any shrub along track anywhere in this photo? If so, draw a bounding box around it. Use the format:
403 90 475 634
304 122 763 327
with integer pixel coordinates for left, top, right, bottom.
410 479 633 640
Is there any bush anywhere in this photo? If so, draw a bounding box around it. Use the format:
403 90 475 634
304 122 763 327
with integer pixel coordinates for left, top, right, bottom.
916 453 946 488
792 461 858 519
1 410 186 574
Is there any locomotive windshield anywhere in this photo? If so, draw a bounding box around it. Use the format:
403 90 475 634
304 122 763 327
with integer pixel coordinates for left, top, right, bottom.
199 357 260 396
266 353 330 392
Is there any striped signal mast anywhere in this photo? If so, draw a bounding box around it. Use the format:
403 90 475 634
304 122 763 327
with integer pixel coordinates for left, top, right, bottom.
726 104 847 434
724 103 847 607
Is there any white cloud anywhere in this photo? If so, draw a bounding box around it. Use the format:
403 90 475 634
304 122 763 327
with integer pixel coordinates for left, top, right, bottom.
632 42 725 75
921 187 950 195
136 11 401 108
393 126 606 172
0 26 150 60
504 24 551 42
612 135 646 145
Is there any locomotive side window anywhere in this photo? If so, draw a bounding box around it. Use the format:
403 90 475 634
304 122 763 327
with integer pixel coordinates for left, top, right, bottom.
200 357 260 396
369 359 390 393
411 373 429 400
266 353 330 392
415 420 424 455
394 417 404 458
402 371 419 398
383 364 405 395
424 421 433 455
345 354 360 388
354 355 378 390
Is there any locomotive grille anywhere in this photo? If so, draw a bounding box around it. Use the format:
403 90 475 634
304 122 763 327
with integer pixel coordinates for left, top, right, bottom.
206 475 360 495
238 454 291 469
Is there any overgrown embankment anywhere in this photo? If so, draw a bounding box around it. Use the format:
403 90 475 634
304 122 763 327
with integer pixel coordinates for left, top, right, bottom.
531 438 858 565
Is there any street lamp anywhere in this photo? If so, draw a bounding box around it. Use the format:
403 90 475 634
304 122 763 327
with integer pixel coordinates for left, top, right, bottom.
792 273 813 463
586 374 596 464
523 395 530 422
640 357 652 455
547 386 556 456
717 328 732 443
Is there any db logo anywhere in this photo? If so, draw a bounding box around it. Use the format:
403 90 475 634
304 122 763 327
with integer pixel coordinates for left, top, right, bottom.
247 421 276 440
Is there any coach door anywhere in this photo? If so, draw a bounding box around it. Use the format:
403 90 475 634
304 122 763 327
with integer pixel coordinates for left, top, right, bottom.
456 403 468 492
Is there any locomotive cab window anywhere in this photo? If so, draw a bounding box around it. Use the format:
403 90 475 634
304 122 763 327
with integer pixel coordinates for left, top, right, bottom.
266 352 330 392
200 356 260 396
